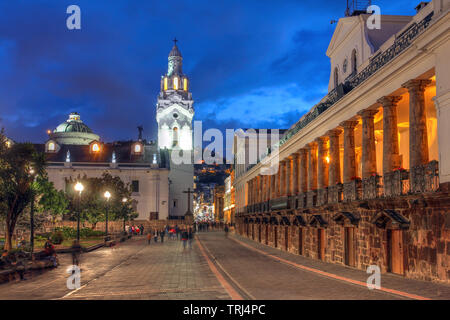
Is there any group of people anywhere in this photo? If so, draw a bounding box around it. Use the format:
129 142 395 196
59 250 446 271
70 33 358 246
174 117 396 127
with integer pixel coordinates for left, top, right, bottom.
126 224 145 235
144 225 194 249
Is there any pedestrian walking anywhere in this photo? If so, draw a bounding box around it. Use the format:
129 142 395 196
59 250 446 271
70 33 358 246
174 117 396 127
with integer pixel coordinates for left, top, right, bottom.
160 229 165 243
71 240 82 268
140 224 145 235
154 230 158 243
146 232 152 245
188 228 194 249
181 230 188 249
224 224 229 238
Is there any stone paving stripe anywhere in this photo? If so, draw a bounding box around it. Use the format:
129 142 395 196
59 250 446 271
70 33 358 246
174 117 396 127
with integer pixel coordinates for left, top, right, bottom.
195 236 243 300
196 236 256 300
230 236 432 301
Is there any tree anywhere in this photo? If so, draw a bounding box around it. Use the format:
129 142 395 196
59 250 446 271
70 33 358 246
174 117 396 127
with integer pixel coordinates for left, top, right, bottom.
0 131 46 251
35 177 69 225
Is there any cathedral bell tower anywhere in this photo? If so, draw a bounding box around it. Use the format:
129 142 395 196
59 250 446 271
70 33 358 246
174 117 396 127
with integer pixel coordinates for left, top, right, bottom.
156 39 194 151
156 39 194 218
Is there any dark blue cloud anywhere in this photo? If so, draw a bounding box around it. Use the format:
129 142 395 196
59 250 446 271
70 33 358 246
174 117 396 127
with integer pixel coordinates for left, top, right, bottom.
0 0 417 143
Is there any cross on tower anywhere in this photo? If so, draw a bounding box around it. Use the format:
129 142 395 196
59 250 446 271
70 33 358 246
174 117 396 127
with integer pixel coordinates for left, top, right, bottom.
183 187 194 216
173 37 178 45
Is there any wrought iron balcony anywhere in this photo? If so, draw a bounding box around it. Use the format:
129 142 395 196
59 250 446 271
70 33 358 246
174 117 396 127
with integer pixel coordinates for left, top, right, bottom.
306 190 317 208
410 160 439 194
384 169 410 197
343 179 362 202
317 188 328 206
362 175 383 200
328 184 343 204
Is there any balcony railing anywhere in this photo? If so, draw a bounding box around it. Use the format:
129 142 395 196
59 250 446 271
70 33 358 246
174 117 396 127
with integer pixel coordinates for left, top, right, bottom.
243 161 440 217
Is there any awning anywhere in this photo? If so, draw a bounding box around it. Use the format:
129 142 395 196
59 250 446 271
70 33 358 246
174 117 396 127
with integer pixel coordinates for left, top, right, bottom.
333 212 360 226
371 209 410 229
293 215 307 226
309 215 328 228
280 216 291 226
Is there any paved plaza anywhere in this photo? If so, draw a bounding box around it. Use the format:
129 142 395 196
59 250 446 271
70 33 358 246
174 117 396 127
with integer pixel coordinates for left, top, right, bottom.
0 231 448 300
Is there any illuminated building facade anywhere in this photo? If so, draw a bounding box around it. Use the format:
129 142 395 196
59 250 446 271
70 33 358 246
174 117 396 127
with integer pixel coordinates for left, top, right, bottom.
234 1 450 282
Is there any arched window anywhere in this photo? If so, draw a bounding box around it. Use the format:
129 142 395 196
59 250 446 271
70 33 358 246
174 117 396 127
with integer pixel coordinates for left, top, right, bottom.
351 49 357 75
164 77 168 91
183 78 188 91
48 142 55 151
92 143 100 152
334 67 339 88
173 127 179 146
173 77 179 90
134 144 141 153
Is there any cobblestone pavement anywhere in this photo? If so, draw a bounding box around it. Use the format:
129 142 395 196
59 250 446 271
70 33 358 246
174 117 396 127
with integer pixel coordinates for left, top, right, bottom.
196 231 450 300
1 231 449 300
0 236 229 300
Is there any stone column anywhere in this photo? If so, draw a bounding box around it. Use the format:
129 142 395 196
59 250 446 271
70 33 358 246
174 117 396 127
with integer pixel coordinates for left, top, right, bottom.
378 96 402 174
316 136 329 189
358 108 379 178
307 142 318 191
279 160 286 197
327 129 342 185
340 120 359 183
270 172 275 200
292 154 300 194
299 148 308 193
402 79 432 169
275 163 280 198
286 158 292 196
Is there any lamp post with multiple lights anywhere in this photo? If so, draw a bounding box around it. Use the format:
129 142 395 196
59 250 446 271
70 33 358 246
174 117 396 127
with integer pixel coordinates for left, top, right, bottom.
74 182 84 242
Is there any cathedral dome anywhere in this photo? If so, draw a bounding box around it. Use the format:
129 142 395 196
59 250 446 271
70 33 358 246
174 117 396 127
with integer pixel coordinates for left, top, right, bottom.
50 112 100 145
54 113 94 134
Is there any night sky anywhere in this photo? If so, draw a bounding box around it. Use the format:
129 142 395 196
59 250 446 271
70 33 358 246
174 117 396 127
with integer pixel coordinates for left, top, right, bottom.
0 0 416 144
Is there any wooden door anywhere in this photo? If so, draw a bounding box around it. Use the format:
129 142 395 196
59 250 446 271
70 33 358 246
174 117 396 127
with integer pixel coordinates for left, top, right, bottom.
344 227 355 267
318 229 325 260
274 226 278 248
298 227 303 255
389 229 404 275
284 227 289 251
265 225 269 245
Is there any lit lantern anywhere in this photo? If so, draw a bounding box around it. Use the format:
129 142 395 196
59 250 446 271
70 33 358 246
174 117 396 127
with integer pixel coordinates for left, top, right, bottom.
325 156 330 164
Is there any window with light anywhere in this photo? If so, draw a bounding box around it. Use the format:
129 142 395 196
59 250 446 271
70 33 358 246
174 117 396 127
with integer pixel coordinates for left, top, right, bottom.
173 77 179 90
183 78 188 91
48 142 55 151
134 144 141 153
92 143 100 152
164 77 168 91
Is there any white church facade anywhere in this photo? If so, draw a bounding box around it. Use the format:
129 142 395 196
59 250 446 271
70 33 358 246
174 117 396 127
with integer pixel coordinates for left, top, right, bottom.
31 41 195 221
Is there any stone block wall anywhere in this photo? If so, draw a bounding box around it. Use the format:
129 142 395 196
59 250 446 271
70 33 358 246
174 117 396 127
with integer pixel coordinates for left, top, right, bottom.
237 192 450 283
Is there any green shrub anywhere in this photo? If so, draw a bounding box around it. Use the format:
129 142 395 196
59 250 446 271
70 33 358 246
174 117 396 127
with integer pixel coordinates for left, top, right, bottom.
51 227 105 239
50 231 64 244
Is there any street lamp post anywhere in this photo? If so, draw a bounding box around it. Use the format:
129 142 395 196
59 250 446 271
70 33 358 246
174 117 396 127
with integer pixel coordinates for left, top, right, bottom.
122 197 127 233
29 168 35 255
104 191 111 236
74 182 84 242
